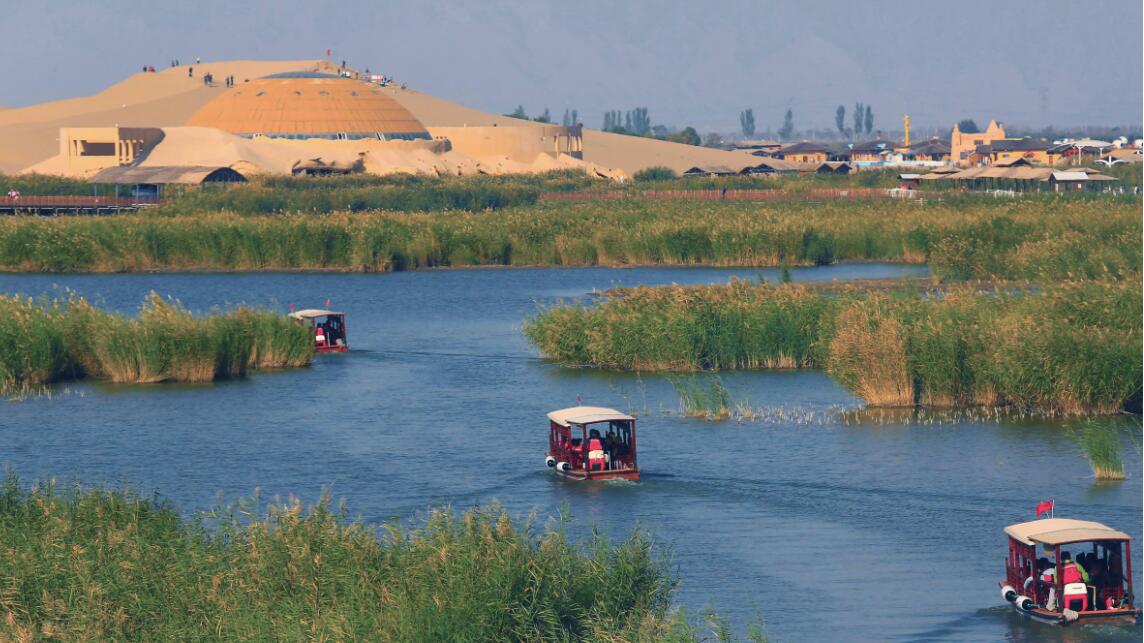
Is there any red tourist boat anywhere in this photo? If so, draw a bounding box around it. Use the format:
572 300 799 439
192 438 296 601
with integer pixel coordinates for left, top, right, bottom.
289 309 348 353
1000 518 1140 626
545 406 639 481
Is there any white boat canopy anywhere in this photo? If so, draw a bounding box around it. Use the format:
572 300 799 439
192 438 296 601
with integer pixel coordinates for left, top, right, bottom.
547 406 635 427
1005 518 1132 546
289 309 343 320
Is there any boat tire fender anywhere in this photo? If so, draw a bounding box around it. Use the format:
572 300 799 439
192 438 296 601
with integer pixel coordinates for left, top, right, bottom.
1001 585 1017 603
1014 596 1033 612
545 456 556 468
556 461 570 473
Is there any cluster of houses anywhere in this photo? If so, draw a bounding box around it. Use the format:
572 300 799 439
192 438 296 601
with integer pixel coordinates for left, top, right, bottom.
683 119 1140 191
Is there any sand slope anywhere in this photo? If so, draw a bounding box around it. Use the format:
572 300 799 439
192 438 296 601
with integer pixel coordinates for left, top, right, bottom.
388 87 758 174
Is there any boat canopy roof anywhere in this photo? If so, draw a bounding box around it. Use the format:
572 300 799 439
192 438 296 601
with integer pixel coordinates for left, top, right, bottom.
289 309 343 320
1005 518 1132 546
547 406 635 427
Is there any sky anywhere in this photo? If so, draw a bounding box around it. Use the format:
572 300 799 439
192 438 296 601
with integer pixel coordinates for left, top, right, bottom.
3 0 1141 134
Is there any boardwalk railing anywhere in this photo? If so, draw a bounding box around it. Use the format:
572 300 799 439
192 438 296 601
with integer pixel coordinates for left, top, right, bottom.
539 188 900 203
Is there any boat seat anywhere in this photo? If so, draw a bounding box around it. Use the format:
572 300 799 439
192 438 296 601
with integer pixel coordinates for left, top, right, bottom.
1062 582 1088 611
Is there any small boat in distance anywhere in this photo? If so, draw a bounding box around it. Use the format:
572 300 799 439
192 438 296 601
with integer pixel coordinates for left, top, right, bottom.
545 406 639 481
1000 517 1140 626
289 309 348 353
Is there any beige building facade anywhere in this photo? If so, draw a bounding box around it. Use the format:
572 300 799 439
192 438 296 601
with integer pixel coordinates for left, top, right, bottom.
60 127 164 173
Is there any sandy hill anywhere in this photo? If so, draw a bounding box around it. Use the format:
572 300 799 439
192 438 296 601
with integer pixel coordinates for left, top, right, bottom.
3 58 757 176
0 60 325 173
388 88 758 175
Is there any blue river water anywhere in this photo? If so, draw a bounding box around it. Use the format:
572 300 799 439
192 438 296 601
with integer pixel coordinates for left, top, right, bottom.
1 263 1140 642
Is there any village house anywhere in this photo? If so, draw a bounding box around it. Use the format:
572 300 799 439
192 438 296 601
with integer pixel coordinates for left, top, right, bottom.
895 138 951 164
950 119 1007 166
976 138 1060 166
849 139 900 166
775 141 830 164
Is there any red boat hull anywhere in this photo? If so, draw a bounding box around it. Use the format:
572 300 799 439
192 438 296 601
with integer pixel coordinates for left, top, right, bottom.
315 345 348 353
556 467 639 482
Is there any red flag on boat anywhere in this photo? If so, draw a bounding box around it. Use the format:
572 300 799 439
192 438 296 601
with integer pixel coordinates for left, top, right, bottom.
325 298 331 307
1036 500 1054 517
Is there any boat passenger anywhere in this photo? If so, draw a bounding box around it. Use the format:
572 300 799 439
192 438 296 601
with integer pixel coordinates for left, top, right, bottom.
1060 551 1089 584
587 429 606 471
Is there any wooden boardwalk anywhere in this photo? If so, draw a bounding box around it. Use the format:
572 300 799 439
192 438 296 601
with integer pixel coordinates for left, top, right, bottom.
0 196 163 215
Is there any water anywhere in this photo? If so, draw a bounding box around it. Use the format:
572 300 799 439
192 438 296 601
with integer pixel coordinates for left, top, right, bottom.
2 263 1140 642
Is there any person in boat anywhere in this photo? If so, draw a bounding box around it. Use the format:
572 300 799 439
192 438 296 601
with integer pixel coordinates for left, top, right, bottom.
569 436 583 468
587 429 606 471
1061 551 1089 585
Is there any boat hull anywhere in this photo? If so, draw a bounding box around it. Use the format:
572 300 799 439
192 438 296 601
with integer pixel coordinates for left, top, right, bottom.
555 467 639 482
1009 604 1140 626
315 345 348 353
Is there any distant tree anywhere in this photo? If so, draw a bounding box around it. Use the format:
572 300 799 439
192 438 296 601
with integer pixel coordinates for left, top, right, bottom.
624 111 633 132
603 110 624 131
835 105 846 137
957 118 980 133
703 132 723 147
562 109 570 126
676 126 701 146
740 108 756 138
852 102 863 137
570 109 578 126
651 124 668 138
534 108 551 123
864 105 873 134
629 108 651 136
778 109 794 140
508 105 528 120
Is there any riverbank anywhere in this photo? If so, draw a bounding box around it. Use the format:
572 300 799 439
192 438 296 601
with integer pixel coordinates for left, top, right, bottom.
0 478 713 641
0 197 1137 279
525 280 1142 414
0 293 310 396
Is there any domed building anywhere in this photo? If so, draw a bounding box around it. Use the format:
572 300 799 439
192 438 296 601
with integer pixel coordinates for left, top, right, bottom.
186 72 431 141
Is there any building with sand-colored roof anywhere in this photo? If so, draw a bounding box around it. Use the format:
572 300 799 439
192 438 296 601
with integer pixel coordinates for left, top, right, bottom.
186 73 432 141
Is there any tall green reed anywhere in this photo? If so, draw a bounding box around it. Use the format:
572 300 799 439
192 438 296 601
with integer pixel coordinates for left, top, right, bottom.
0 476 709 641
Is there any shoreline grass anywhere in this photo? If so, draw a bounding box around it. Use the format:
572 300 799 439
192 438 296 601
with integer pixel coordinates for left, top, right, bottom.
0 197 1137 280
0 293 311 396
525 280 1142 415
0 476 725 641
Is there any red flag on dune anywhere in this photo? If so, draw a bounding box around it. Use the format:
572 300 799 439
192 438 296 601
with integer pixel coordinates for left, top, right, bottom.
1036 500 1054 517
326 49 331 57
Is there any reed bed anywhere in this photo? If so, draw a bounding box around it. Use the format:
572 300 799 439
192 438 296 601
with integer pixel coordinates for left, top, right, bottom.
0 477 719 641
526 281 1142 415
670 375 733 420
1072 419 1127 480
0 198 1136 279
0 293 311 395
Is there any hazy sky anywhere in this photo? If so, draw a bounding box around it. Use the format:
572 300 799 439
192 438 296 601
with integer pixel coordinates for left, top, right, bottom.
4 0 1141 133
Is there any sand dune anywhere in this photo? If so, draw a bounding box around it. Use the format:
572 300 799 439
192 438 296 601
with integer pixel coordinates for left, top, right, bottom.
4 58 756 177
0 60 324 172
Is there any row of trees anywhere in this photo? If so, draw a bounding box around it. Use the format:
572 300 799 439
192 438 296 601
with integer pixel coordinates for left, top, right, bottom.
602 108 652 136
506 106 581 126
736 105 877 140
